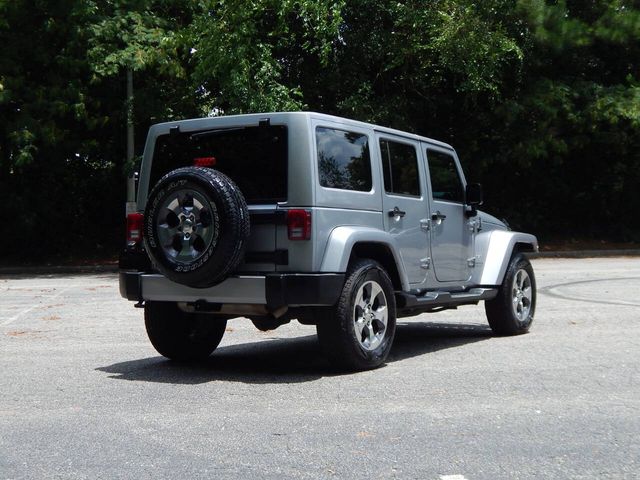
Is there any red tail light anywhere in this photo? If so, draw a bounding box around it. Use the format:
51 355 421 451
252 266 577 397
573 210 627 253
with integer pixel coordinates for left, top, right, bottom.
126 213 144 244
194 156 216 167
287 209 311 240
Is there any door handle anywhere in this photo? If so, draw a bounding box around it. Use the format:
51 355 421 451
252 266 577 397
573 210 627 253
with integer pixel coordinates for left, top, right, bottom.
388 207 406 218
431 211 446 224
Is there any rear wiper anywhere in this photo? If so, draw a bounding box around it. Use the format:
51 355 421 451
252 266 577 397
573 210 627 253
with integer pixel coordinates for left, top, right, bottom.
190 127 247 141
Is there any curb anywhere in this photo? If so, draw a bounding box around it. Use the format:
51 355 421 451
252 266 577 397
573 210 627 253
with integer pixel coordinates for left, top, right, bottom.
0 264 119 276
531 250 640 259
1 250 639 276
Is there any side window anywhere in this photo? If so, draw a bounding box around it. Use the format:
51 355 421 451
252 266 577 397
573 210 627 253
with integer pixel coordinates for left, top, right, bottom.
380 139 420 197
427 149 464 203
316 127 372 192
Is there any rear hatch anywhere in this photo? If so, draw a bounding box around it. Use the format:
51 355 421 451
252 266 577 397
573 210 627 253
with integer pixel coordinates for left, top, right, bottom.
149 124 288 273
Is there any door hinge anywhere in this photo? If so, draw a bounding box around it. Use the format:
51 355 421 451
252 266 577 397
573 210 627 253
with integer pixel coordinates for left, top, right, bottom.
420 219 431 231
467 256 479 268
468 217 482 233
420 257 431 269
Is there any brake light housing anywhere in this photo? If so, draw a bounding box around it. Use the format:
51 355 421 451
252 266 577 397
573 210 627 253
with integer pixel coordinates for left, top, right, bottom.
126 212 144 245
194 156 217 167
287 209 311 241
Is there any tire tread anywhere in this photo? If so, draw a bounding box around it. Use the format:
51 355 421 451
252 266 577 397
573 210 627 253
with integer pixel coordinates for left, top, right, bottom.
317 259 396 371
144 167 250 288
145 301 227 361
485 253 536 336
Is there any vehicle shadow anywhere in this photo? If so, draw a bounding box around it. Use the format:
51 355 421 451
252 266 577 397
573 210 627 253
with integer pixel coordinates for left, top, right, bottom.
96 321 492 385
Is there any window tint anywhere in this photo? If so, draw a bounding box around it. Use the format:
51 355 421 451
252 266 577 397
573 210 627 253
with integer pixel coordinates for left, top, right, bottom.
380 139 420 196
427 149 464 202
151 126 287 204
316 127 372 192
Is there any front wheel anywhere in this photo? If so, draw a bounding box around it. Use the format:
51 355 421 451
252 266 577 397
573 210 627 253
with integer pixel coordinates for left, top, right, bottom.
485 253 536 336
316 259 397 371
145 301 227 361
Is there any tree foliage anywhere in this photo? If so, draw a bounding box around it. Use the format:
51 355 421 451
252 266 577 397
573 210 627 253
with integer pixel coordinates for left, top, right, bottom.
0 0 638 262
188 0 344 113
487 0 640 237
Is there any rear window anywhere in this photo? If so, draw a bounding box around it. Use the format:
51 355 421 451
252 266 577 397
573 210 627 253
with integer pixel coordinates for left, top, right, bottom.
150 125 287 204
316 127 372 192
380 139 420 197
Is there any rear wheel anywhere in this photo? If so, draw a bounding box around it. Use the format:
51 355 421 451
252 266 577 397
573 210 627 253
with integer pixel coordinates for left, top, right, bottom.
485 253 536 336
317 259 396 371
144 301 227 361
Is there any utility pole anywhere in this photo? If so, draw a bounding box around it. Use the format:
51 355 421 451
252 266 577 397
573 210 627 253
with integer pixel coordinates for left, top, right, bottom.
125 68 137 216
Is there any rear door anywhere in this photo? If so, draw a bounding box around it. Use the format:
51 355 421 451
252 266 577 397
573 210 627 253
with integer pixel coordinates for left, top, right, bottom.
148 125 288 273
423 145 473 283
376 133 430 286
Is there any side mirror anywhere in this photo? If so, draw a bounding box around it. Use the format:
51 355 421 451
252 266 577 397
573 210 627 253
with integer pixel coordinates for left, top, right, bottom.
465 183 483 206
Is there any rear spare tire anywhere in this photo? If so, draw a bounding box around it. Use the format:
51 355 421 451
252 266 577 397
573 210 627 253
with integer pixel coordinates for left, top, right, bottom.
144 166 250 288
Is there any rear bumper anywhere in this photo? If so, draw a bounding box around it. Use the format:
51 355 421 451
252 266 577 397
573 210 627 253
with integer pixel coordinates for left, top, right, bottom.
119 271 345 308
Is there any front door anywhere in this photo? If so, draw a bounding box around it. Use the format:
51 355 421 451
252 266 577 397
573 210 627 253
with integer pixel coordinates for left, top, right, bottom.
377 134 430 286
424 146 473 283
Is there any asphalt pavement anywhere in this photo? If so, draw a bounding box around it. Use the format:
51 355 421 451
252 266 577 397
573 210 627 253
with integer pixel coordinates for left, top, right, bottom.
0 257 638 479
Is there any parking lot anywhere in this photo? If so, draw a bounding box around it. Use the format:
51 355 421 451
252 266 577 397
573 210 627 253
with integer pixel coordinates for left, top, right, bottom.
1 257 639 479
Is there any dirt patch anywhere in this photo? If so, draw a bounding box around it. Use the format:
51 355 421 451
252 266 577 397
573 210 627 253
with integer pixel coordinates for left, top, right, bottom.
6 330 44 337
39 303 65 310
85 285 112 292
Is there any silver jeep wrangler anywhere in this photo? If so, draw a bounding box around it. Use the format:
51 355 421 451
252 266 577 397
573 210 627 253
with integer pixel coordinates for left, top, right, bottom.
120 112 538 370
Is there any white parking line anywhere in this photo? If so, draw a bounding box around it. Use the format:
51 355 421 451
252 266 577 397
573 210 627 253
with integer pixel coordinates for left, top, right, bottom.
1 285 75 326
440 475 469 480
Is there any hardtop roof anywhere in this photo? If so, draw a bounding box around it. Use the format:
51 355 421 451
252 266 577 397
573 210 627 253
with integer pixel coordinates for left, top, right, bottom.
152 111 455 151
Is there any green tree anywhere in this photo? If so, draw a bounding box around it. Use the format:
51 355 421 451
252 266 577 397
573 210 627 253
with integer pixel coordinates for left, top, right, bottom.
483 0 640 238
1 0 638 264
0 0 198 262
309 0 640 241
0 0 118 262
188 0 344 113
